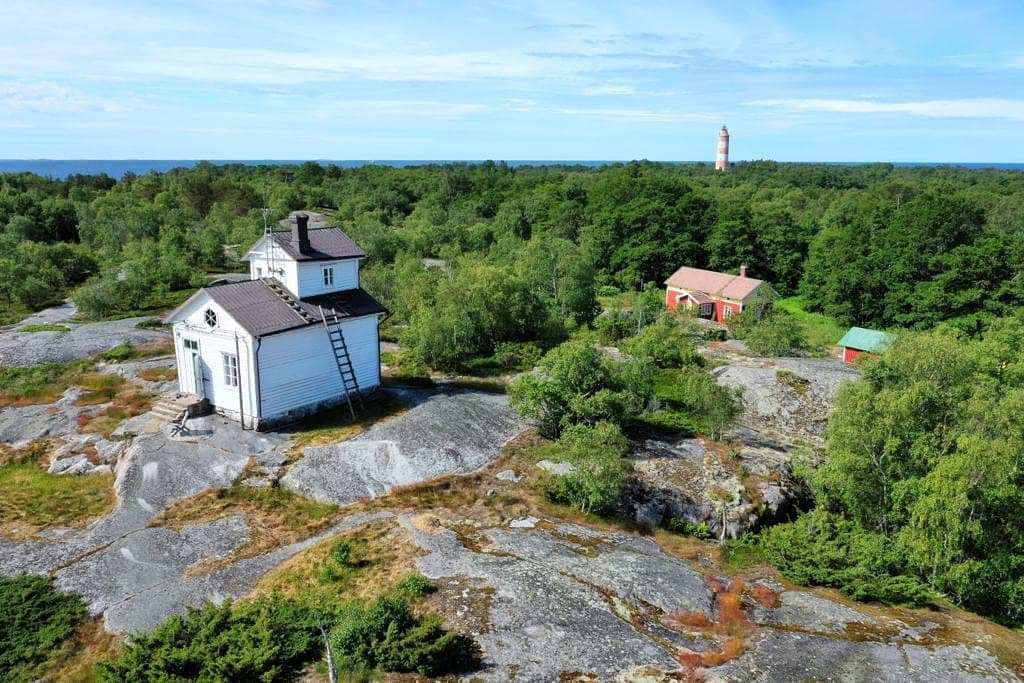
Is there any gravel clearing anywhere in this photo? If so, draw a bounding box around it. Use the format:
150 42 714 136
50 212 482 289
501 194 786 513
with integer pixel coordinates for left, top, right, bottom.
282 387 525 505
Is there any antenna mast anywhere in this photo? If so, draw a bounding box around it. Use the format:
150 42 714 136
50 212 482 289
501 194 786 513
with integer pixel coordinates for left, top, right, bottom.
261 205 277 281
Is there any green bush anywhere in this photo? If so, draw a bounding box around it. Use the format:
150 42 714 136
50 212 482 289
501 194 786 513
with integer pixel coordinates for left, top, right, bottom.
97 595 324 682
622 314 703 368
544 421 631 515
329 586 477 677
650 367 739 439
0 575 88 683
760 510 934 606
729 310 807 356
665 517 713 540
508 340 653 438
494 341 543 371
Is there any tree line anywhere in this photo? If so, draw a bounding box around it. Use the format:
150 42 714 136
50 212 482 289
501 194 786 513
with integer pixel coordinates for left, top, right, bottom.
0 160 1021 336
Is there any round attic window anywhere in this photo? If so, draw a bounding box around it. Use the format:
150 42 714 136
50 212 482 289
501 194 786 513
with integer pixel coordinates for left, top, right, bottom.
204 308 218 328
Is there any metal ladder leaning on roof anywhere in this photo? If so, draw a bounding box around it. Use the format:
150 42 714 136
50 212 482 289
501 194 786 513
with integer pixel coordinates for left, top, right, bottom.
319 305 363 420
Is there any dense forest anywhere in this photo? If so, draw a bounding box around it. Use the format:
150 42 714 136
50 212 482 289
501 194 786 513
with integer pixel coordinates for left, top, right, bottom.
2 160 1023 345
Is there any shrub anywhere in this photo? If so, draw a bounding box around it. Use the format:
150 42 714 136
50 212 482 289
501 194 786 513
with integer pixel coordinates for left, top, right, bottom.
650 367 739 439
0 575 88 683
97 595 324 682
329 586 477 677
759 510 934 606
494 341 543 371
622 314 703 368
729 310 806 356
508 340 653 438
544 421 631 515
665 517 713 540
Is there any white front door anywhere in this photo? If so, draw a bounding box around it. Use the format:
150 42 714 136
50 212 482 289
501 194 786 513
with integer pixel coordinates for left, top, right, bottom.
181 338 202 396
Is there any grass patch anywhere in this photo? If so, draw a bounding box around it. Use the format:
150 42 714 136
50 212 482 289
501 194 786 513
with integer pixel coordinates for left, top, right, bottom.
134 318 167 330
288 392 407 458
775 296 846 353
153 484 340 572
137 367 177 382
776 369 810 396
0 360 91 407
72 372 126 405
0 463 115 539
19 323 71 333
99 339 174 362
77 387 153 438
257 519 424 608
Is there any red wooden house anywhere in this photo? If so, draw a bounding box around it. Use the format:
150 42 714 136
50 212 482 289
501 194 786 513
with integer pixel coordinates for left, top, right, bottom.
664 265 773 323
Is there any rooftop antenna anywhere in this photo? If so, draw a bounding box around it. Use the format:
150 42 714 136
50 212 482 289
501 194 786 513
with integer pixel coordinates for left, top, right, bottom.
262 206 279 282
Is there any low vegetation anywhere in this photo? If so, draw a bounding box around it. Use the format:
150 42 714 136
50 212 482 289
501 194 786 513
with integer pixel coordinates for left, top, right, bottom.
95 576 476 681
96 595 323 682
18 323 70 333
0 359 90 406
153 484 339 570
0 575 88 683
0 444 115 539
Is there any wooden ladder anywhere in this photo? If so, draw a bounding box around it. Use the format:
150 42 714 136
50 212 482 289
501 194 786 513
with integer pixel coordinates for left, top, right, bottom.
319 306 362 420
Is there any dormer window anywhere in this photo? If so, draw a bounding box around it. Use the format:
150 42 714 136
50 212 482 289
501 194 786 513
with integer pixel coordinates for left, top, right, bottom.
204 308 218 328
323 266 334 287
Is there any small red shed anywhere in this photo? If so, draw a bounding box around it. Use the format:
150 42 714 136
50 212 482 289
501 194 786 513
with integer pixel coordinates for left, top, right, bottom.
838 327 895 364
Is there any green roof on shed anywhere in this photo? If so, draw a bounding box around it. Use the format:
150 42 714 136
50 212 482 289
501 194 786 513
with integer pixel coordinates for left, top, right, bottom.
838 326 895 354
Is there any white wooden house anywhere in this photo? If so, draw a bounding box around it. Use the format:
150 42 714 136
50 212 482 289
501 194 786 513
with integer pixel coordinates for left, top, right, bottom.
163 214 386 429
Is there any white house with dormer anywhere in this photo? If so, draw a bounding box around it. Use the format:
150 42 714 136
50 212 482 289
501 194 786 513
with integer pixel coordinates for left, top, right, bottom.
163 213 386 429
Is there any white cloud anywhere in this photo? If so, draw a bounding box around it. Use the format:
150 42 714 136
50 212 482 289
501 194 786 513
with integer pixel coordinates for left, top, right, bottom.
582 84 638 96
744 98 1024 121
0 81 126 113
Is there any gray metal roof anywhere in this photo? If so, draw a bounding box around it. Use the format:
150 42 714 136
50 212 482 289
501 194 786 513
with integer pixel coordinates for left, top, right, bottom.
202 280 386 337
245 227 366 262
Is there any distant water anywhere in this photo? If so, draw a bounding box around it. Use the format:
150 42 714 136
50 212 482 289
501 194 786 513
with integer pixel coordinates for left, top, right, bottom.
0 159 1021 179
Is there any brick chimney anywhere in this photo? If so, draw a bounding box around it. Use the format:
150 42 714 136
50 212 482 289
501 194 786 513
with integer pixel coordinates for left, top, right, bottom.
740 264 748 278
293 213 311 254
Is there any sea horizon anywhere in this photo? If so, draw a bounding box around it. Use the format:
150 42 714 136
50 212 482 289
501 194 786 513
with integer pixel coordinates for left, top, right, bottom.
0 158 1021 179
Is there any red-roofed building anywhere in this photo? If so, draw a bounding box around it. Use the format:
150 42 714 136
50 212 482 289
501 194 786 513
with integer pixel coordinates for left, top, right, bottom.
664 264 774 322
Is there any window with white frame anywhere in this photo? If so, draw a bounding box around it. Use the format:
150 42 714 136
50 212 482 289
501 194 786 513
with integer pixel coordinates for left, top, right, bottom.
183 339 198 351
723 305 734 320
222 353 239 387
323 266 334 287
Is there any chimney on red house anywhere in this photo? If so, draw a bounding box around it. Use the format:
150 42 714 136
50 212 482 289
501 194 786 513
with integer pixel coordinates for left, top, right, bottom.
740 264 748 278
293 213 311 254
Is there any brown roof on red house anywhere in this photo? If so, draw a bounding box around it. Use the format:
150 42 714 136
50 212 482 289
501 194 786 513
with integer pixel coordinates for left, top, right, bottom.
664 266 766 301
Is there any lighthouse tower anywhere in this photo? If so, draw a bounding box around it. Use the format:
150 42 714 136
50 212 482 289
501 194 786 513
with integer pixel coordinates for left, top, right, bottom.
715 125 730 171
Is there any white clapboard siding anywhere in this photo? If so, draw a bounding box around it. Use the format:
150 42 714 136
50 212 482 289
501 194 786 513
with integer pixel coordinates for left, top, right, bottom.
248 240 300 293
258 314 381 419
295 259 360 296
171 294 257 418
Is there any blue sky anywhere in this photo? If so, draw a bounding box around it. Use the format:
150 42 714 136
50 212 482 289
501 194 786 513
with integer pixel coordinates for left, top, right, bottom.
1 0 1022 161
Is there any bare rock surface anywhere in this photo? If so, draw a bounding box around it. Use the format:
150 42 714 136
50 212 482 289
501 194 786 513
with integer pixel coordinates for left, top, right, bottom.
400 514 693 680
712 630 1016 682
712 356 859 443
282 387 525 505
399 512 1020 681
0 306 169 366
